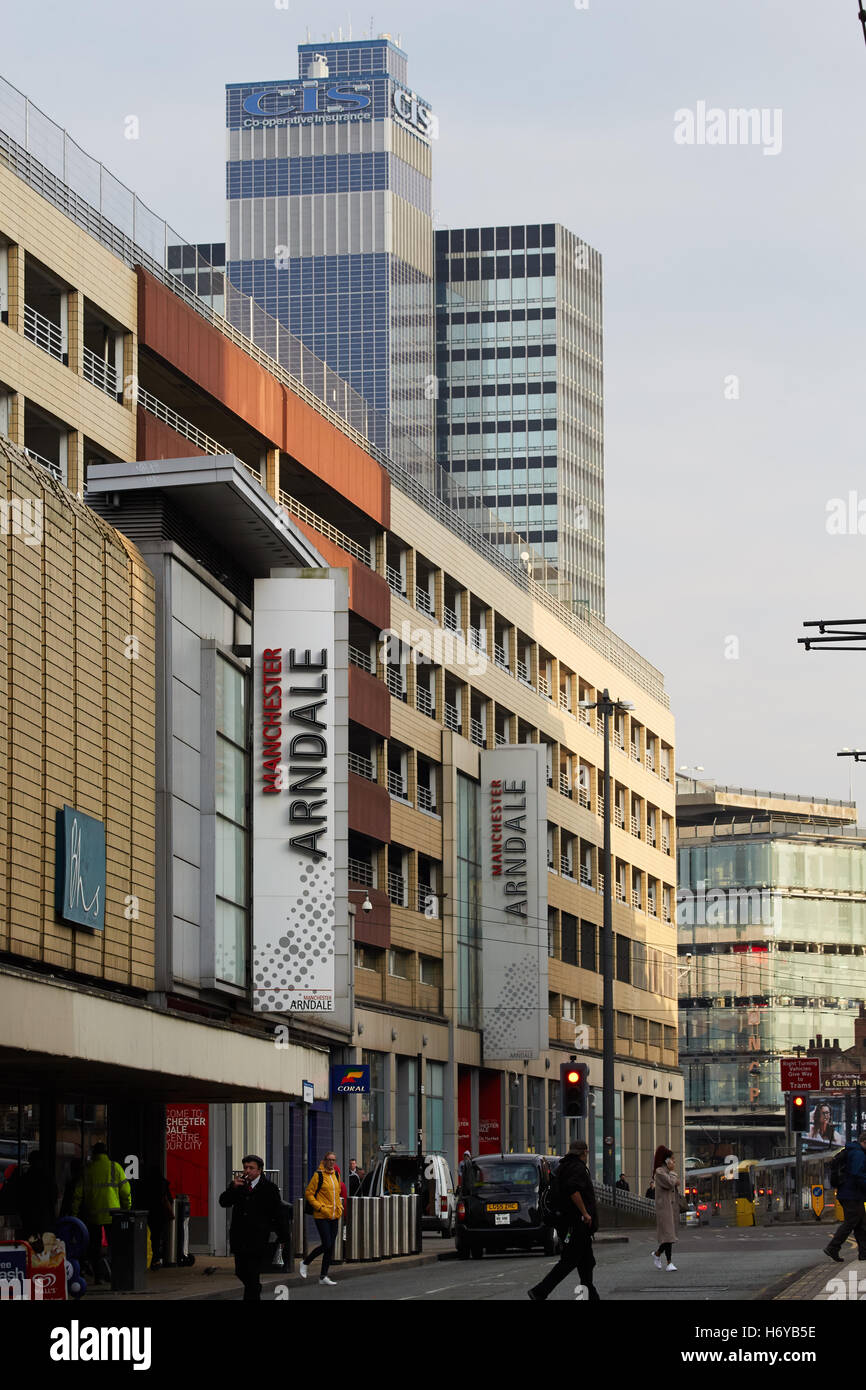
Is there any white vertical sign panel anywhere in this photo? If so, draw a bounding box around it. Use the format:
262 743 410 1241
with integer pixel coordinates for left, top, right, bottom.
252 573 348 1020
480 746 548 1061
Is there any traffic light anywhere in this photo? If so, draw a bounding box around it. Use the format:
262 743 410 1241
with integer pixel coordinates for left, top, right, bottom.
560 1061 588 1118
789 1092 809 1133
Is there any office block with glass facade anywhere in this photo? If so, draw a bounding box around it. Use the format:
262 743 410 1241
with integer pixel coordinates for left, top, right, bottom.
226 37 434 461
435 223 605 618
677 780 866 1159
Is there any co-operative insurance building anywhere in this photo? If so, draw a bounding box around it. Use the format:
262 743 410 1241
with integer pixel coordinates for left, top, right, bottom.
226 36 434 464
0 75 681 1253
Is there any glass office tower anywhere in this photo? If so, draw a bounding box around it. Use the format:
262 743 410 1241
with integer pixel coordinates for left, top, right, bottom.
677 779 866 1160
435 224 605 619
226 38 434 464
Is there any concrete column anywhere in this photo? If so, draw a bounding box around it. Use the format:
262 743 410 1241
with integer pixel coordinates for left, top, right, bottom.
264 446 279 501
122 332 137 409
404 547 416 608
66 288 83 376
66 428 84 497
8 391 24 446
7 244 23 333
433 567 444 625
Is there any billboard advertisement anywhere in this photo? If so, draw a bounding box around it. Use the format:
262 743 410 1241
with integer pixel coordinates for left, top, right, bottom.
166 1104 209 1218
252 573 348 1021
479 746 548 1061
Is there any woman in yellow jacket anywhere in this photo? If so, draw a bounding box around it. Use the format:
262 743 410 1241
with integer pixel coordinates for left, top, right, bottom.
299 1151 343 1286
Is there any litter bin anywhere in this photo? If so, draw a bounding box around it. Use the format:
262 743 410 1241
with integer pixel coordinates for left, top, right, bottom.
172 1194 194 1267
110 1210 148 1292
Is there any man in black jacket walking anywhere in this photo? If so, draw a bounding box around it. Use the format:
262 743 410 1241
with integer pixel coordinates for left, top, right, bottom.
219 1155 288 1300
528 1140 600 1301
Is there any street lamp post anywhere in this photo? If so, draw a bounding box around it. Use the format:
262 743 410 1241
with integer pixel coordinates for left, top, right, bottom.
579 687 633 1187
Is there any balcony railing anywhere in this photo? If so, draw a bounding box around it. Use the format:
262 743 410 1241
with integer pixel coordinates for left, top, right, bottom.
614 728 625 750
418 785 437 815
616 883 626 903
386 668 406 701
386 564 405 597
83 344 118 397
23 302 63 361
443 605 459 632
660 759 671 782
661 834 671 854
24 447 61 482
559 773 572 799
560 856 573 878
418 883 438 914
630 815 641 837
415 586 434 616
135 387 261 481
470 718 485 748
597 797 604 820
538 672 550 698
348 645 373 673
444 702 461 733
516 659 531 685
348 751 376 782
648 896 658 917
615 806 625 829
467 626 486 652
387 871 406 906
579 865 592 888
578 785 590 810
348 858 374 887
547 853 556 871
387 769 408 800
579 706 591 727
495 731 506 747
631 889 641 910
559 690 572 713
494 641 508 670
631 744 641 764
416 685 434 718
662 903 672 923
279 488 370 565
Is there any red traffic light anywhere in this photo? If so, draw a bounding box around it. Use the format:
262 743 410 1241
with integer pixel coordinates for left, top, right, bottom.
566 1070 580 1084
793 1095 805 1108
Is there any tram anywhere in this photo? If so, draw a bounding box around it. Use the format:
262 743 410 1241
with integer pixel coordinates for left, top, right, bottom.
683 1148 844 1226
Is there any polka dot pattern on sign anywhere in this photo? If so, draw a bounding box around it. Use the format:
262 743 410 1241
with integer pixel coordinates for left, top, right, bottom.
482 951 539 1057
253 857 335 1011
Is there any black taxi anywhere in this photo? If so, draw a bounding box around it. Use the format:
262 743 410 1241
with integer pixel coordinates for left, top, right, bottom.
454 1153 557 1259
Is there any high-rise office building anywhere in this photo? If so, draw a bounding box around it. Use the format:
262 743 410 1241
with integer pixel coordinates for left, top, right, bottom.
226 37 435 460
435 223 605 619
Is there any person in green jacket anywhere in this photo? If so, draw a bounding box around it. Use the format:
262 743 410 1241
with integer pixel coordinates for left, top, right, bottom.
72 1143 132 1282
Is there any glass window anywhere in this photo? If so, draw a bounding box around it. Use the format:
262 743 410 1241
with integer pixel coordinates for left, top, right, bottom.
457 774 481 1028
426 1061 445 1153
362 1050 387 1167
215 655 249 987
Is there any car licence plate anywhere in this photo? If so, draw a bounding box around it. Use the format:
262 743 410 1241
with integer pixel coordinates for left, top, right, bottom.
485 1202 519 1212
494 1213 511 1225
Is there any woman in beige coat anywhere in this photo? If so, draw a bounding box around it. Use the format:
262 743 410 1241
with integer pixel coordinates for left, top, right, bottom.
651 1145 680 1271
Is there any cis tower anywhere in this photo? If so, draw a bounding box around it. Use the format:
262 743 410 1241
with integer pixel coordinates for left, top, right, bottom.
226 37 434 464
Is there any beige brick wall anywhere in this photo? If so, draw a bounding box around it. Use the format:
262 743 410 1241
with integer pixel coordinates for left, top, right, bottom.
0 439 156 988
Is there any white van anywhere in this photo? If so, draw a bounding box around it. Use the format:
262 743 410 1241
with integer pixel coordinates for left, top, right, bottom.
361 1150 456 1237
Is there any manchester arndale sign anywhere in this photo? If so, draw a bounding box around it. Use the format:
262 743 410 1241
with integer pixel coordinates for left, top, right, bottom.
252 572 348 1019
479 746 548 1061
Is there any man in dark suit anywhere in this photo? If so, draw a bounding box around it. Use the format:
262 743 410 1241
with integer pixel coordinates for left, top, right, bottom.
219 1154 288 1300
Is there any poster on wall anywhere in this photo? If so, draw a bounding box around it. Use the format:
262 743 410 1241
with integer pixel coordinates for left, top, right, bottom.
479 746 548 1061
252 572 348 1023
166 1105 209 1218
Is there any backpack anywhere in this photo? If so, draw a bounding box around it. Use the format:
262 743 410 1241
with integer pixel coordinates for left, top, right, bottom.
830 1150 848 1190
540 1168 565 1228
304 1170 324 1216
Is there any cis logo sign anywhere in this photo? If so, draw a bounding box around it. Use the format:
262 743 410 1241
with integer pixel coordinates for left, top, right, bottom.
243 84 372 117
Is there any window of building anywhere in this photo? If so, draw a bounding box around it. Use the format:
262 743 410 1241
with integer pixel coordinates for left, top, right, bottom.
615 934 631 984
527 1077 545 1153
634 1016 647 1044
561 913 578 966
419 956 442 988
616 1012 631 1041
426 1061 445 1153
362 1050 387 1164
663 1025 676 1053
388 949 411 978
562 997 577 1021
457 774 481 1027
649 1021 662 1048
215 655 248 987
580 920 597 972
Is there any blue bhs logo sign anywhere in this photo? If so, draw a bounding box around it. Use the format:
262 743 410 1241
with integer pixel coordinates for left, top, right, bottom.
55 806 106 930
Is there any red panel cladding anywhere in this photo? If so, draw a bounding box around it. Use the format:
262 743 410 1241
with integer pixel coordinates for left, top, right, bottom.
287 518 390 632
348 772 390 843
136 408 203 461
136 268 389 528
348 664 389 741
351 887 390 950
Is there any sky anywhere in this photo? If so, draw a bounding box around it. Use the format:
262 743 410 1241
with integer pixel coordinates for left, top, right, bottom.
4 0 866 804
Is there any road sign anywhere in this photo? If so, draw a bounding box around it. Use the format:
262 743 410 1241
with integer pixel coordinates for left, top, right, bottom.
780 1058 820 1092
822 1072 861 1092
811 1184 825 1218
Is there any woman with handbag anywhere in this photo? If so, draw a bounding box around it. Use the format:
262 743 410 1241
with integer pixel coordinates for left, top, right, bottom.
651 1145 681 1272
299 1151 343 1286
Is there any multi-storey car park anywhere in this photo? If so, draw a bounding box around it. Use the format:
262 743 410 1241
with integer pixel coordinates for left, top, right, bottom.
0 76 680 1254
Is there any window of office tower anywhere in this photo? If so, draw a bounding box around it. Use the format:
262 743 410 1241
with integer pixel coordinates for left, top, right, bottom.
456 774 481 1028
215 655 249 986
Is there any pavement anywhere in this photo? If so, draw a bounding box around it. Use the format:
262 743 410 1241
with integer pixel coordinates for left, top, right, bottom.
83 1231 630 1302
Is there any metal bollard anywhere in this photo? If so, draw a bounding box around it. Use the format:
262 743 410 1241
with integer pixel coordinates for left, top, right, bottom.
367 1197 381 1261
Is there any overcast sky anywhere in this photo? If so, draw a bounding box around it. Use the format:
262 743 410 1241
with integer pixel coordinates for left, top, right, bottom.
5 0 866 804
